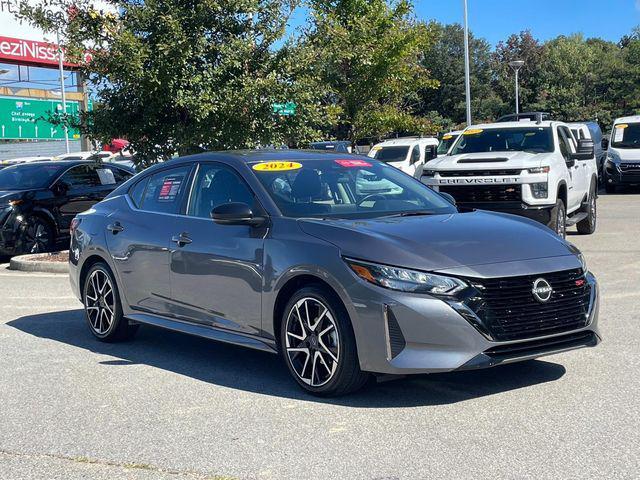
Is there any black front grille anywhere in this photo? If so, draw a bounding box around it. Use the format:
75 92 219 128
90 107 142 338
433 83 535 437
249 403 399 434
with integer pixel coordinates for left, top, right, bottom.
620 163 640 171
439 185 521 203
463 269 591 341
439 169 522 177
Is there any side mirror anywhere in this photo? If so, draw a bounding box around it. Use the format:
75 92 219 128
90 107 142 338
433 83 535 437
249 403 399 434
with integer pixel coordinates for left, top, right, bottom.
570 138 595 161
425 146 437 162
601 138 609 150
211 202 266 227
440 192 456 206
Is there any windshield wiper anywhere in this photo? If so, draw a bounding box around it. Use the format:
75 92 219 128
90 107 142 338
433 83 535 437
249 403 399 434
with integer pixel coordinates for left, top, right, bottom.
382 210 436 218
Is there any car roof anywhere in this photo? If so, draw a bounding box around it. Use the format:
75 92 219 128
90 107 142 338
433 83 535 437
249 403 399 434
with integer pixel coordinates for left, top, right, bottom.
466 121 556 129
373 137 438 147
613 115 640 124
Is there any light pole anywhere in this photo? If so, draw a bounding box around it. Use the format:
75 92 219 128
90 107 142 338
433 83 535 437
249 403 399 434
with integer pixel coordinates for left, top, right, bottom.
56 30 70 154
509 60 525 115
463 0 472 126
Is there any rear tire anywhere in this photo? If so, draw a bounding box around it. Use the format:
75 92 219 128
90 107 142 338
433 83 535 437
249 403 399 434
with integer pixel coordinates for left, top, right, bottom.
547 199 567 238
577 184 597 235
83 262 138 342
280 285 369 396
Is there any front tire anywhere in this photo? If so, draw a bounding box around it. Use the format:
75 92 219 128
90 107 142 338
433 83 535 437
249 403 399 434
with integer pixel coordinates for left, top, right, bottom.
547 199 567 238
577 185 597 235
17 216 54 254
280 286 369 396
83 262 138 342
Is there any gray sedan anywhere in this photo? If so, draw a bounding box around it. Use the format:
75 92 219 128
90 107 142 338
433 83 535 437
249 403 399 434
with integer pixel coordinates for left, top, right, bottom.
69 151 600 396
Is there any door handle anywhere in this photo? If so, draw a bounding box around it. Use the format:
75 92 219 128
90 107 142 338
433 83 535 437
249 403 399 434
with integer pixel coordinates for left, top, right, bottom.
171 233 192 247
107 222 124 234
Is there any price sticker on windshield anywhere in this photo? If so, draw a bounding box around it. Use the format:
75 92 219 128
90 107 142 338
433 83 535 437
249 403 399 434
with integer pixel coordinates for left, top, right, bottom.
252 161 303 172
335 159 372 167
463 129 483 135
614 124 627 143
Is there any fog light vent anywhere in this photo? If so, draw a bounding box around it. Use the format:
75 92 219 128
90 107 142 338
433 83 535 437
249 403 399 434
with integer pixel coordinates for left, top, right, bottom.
383 305 406 359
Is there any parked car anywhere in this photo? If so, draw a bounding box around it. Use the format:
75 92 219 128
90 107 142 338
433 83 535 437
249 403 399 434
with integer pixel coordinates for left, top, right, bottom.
567 121 605 183
1 156 54 166
437 130 462 157
422 119 598 237
368 137 438 178
53 152 95 161
603 115 640 193
0 161 134 256
69 151 599 396
309 141 353 153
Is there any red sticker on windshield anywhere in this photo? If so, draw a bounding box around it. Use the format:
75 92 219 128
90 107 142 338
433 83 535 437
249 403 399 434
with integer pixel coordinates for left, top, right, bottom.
335 159 372 167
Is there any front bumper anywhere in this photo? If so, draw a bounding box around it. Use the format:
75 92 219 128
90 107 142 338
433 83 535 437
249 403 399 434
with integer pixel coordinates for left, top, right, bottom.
346 262 600 375
461 201 554 224
605 162 640 185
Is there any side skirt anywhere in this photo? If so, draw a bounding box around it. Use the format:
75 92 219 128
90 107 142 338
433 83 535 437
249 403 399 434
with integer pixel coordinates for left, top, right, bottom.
127 313 278 354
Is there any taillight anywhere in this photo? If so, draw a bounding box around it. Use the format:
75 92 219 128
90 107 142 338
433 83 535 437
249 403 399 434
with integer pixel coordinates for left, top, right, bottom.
70 217 81 235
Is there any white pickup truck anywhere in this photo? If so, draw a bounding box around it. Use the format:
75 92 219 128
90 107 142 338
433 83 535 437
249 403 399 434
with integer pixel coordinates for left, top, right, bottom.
422 119 599 237
368 137 438 178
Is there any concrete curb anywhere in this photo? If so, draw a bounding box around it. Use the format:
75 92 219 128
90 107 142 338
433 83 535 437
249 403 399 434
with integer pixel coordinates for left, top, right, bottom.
9 251 69 274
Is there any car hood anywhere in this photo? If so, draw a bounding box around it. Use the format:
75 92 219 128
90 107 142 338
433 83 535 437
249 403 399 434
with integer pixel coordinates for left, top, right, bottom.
611 147 640 162
427 151 553 170
298 211 576 272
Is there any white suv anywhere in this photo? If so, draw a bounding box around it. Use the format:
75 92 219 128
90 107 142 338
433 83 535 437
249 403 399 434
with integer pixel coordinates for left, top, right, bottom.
422 120 598 237
368 137 438 178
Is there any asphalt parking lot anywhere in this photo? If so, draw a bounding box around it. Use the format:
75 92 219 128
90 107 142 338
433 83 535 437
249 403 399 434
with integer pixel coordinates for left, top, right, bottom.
0 192 639 480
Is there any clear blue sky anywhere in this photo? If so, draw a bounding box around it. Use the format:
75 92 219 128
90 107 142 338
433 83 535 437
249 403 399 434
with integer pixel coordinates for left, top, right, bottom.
288 0 640 46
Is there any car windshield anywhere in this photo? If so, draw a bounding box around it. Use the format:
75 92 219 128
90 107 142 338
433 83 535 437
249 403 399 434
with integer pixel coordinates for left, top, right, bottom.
0 163 64 190
451 127 554 155
371 146 409 163
611 123 640 149
251 158 456 219
437 135 458 155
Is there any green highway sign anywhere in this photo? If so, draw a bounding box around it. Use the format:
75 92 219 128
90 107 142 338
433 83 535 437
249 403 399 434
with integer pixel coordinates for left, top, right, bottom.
0 96 81 140
272 101 297 116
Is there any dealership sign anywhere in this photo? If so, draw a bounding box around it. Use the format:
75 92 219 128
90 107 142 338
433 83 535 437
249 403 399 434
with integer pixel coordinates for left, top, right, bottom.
0 96 81 140
0 35 88 68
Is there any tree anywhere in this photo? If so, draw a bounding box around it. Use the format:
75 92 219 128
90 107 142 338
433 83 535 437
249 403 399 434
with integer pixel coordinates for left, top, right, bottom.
419 22 501 127
492 31 545 115
17 0 322 163
302 0 438 142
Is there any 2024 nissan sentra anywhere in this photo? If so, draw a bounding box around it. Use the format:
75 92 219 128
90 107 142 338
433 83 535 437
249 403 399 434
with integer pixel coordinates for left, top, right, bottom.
69 151 600 396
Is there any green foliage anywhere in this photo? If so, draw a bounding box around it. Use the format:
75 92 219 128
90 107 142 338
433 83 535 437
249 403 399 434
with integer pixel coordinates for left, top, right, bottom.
302 0 439 142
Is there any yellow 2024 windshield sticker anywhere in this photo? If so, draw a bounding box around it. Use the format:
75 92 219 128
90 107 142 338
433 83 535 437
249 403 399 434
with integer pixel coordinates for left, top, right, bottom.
442 134 453 140
615 124 628 129
463 129 483 135
252 161 303 172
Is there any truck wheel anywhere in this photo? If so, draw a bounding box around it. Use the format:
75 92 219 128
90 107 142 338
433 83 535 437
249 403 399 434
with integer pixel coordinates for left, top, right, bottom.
577 187 597 235
547 199 567 238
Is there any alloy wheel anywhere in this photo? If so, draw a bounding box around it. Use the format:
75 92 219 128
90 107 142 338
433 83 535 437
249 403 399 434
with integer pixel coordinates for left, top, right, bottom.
557 205 566 237
84 269 116 335
589 193 597 229
23 220 51 253
285 297 340 387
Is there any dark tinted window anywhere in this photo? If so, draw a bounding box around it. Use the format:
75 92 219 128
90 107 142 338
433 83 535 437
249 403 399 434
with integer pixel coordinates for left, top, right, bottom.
129 178 148 208
0 163 64 190
187 164 255 218
371 146 409 163
451 127 554 154
139 166 191 214
59 165 102 188
410 146 420 164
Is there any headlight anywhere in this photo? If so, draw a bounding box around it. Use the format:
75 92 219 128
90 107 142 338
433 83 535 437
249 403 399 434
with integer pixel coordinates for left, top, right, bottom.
345 258 467 296
528 166 550 174
578 253 588 273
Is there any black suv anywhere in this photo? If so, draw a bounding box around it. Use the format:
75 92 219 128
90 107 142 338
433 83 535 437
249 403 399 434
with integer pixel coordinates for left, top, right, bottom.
0 161 134 256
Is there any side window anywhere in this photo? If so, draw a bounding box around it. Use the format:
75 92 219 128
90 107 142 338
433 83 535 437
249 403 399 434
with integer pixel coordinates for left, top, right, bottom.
105 166 134 184
557 128 571 161
187 163 255 218
59 165 101 188
410 146 420 164
140 166 191 214
129 177 148 208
